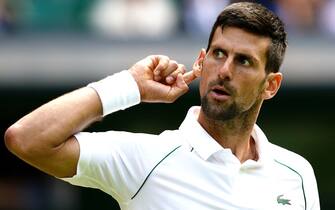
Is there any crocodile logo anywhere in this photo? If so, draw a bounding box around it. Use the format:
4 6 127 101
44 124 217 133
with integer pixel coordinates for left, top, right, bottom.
277 194 291 205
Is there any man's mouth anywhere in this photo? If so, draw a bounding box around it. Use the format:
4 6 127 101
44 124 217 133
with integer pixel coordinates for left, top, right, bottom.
211 86 230 96
212 88 229 95
209 86 231 100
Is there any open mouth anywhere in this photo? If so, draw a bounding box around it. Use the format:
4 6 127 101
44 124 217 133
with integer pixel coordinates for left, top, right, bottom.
211 86 230 96
213 88 229 95
209 86 231 101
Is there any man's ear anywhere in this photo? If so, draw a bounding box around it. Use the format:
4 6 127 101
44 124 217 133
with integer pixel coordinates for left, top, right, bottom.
263 72 282 100
193 48 206 77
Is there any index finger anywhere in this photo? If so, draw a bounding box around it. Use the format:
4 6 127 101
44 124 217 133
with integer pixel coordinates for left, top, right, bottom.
182 70 197 85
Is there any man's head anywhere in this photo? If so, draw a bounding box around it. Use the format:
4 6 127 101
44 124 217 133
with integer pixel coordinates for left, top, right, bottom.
196 2 286 123
206 2 287 73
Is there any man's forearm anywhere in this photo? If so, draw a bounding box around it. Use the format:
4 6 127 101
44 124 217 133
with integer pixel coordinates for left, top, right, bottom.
4 87 102 161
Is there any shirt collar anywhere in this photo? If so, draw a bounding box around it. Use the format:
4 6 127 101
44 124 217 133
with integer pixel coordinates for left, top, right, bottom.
179 106 272 165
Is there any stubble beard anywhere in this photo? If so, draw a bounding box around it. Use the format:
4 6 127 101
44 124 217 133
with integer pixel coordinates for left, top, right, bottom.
201 94 240 122
200 76 267 123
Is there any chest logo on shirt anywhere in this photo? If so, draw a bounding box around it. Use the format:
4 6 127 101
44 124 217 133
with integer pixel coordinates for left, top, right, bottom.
277 194 291 205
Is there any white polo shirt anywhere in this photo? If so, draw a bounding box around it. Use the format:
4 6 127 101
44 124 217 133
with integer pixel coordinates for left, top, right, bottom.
62 106 320 210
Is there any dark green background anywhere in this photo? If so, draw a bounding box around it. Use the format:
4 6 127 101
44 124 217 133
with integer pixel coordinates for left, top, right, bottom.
1 85 334 209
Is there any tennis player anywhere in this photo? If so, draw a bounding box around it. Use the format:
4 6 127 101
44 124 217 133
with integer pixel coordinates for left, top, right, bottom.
5 2 319 209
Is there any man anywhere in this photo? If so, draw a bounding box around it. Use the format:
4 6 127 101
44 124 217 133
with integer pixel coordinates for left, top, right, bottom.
5 2 319 210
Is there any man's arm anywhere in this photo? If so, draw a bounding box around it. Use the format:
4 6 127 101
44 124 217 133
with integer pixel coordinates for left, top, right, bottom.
4 87 101 178
4 53 203 178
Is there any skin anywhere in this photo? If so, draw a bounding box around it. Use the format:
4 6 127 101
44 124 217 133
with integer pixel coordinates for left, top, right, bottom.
4 26 282 179
197 27 282 162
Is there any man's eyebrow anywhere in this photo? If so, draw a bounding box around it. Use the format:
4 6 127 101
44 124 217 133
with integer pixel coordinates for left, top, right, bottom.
210 44 224 50
210 43 261 64
235 52 259 64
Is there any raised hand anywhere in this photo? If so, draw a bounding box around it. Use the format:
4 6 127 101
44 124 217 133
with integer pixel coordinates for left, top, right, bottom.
129 51 205 103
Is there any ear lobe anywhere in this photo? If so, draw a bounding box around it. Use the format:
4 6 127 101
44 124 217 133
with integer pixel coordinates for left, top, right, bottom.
263 72 282 100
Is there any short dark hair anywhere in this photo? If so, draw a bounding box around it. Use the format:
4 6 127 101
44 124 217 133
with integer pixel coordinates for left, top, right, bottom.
206 2 287 73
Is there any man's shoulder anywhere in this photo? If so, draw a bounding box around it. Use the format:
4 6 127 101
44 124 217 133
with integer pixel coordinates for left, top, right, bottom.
127 129 186 154
268 143 315 176
155 129 187 150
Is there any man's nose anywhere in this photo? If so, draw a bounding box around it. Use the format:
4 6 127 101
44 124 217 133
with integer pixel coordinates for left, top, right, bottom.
218 57 233 80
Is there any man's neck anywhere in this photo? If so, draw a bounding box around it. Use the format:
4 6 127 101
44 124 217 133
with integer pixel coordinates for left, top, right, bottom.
197 106 260 163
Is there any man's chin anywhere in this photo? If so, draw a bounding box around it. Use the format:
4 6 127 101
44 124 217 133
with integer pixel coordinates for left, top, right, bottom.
202 104 238 122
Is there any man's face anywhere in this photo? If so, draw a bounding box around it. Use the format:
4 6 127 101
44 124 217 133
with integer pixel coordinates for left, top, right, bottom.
199 26 271 121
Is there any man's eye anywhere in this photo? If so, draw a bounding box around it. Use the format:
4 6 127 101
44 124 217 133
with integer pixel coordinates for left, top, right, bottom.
238 56 252 66
213 49 225 58
241 59 250 66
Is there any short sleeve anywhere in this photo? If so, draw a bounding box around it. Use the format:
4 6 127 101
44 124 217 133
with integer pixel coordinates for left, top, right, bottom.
60 131 162 203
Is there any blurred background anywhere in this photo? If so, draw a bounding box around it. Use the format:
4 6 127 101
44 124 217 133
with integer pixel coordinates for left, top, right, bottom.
1 0 334 209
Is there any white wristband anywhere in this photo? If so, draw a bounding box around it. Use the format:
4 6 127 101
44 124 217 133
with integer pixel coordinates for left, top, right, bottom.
87 70 141 116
